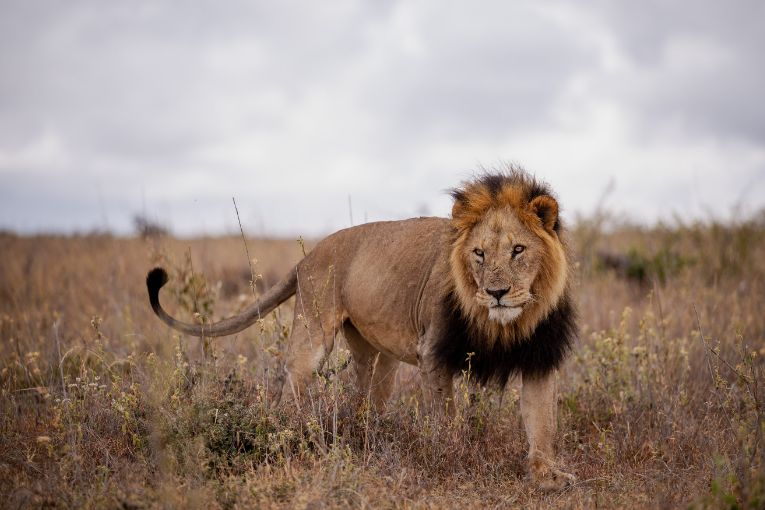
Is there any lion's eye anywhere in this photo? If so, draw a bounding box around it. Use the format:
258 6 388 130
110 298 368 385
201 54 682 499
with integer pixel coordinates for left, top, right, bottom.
512 245 525 256
473 248 484 259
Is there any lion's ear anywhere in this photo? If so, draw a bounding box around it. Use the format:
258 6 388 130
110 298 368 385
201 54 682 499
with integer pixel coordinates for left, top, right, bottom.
529 195 559 233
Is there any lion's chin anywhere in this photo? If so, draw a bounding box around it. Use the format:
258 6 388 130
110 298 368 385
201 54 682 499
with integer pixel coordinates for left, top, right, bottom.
487 306 523 325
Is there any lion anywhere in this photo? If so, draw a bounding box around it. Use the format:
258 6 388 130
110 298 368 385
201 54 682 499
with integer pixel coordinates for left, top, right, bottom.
146 168 577 490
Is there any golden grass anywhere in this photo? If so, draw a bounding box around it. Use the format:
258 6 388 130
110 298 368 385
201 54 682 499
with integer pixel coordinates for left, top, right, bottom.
1 216 764 509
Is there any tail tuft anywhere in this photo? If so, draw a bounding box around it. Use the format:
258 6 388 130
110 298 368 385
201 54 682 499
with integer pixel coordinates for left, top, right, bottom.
146 267 169 313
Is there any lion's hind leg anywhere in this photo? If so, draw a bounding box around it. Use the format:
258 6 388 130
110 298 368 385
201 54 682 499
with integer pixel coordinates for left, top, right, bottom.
343 323 398 411
274 298 343 408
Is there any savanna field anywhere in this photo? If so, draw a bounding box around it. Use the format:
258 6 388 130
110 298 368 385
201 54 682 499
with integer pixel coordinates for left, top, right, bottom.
1 214 764 509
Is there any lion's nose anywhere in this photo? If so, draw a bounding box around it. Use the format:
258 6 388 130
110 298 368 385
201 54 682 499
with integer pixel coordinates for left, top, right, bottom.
486 288 510 301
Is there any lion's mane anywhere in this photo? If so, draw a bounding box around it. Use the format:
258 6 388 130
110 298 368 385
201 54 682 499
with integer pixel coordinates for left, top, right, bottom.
434 170 577 385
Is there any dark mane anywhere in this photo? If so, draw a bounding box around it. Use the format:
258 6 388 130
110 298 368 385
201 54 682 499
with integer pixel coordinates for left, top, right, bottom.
449 168 562 232
433 290 577 386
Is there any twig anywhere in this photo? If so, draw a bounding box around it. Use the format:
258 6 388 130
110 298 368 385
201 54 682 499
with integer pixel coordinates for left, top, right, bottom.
693 304 717 384
693 304 752 384
186 248 208 355
693 303 759 461
53 319 67 400
332 246 338 447
364 353 381 463
13 387 48 393
232 197 258 300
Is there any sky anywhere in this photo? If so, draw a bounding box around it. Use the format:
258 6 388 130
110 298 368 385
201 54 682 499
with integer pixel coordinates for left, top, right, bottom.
1 0 764 237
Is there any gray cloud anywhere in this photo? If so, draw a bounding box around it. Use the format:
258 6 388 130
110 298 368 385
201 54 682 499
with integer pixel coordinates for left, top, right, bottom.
0 0 763 236
581 0 765 142
356 3 597 143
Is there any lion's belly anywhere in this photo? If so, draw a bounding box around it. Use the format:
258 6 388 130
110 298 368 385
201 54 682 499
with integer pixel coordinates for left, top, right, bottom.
345 306 420 366
342 274 421 364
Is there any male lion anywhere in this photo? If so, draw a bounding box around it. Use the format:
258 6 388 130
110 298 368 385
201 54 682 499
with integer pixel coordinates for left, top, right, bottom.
146 169 577 490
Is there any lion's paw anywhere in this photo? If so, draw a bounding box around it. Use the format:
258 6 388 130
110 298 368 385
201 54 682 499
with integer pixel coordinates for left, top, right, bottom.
535 467 576 492
528 456 576 492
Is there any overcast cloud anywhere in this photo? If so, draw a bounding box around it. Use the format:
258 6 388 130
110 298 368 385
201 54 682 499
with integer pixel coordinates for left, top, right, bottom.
1 0 764 236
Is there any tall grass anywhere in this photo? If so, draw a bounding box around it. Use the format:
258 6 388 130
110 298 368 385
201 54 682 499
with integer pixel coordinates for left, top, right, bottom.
1 214 763 508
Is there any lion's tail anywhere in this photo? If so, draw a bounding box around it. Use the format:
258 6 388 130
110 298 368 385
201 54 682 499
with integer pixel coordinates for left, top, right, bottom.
146 267 297 337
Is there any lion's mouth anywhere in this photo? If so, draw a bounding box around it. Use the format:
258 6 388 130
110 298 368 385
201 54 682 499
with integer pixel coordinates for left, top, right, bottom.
487 304 523 325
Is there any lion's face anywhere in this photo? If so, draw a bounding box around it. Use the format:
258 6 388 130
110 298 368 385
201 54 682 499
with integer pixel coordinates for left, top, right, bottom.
461 207 546 325
449 173 569 341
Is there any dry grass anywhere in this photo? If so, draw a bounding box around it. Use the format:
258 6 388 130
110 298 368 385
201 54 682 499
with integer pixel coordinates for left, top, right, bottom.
1 214 764 509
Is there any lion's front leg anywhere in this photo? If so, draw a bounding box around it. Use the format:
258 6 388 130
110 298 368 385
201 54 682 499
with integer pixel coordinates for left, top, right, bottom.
422 365 455 416
520 370 575 491
418 349 455 416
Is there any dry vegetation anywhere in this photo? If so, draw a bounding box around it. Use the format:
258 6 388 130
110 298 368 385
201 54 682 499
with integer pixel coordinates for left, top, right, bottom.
1 213 764 509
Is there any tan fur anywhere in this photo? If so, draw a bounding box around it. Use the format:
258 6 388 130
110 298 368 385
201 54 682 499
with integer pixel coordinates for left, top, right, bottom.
147 170 575 490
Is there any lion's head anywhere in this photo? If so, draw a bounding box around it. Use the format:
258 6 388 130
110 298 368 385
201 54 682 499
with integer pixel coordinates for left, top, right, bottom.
449 169 569 345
